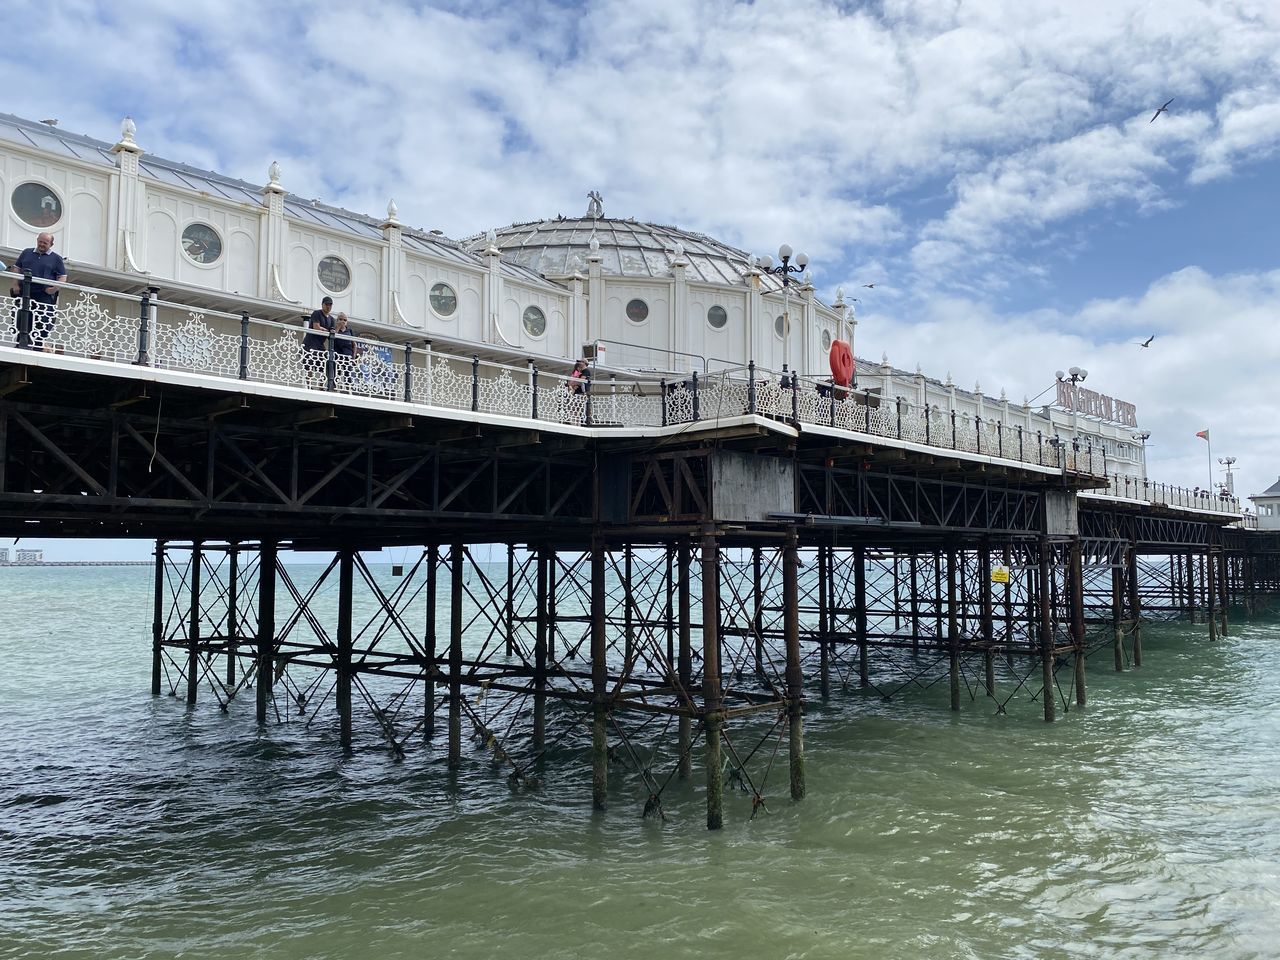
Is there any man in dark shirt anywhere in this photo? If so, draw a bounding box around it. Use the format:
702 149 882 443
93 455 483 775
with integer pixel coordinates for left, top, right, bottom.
9 232 67 351
303 296 334 386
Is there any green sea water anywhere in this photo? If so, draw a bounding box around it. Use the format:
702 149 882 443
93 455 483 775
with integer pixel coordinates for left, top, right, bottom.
1 565 1277 960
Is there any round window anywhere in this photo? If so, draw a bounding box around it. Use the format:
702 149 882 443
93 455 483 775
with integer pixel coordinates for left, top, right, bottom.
626 298 649 323
821 329 832 351
522 305 546 337
181 222 223 264
707 305 727 329
774 314 790 339
12 182 62 228
317 255 350 293
429 281 457 317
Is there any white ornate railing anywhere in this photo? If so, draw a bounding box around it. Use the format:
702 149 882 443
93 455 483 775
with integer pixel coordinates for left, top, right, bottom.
0 270 1243 518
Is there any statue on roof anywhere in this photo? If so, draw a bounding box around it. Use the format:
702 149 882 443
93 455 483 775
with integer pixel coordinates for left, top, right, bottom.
586 190 603 219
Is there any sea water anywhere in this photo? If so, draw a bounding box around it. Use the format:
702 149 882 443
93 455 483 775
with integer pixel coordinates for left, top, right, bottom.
1 565 1277 960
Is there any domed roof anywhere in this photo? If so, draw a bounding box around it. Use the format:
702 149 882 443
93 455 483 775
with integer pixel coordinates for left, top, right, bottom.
465 210 789 289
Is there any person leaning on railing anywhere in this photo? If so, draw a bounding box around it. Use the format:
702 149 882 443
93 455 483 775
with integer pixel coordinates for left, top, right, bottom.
9 232 67 352
303 296 335 387
333 312 359 391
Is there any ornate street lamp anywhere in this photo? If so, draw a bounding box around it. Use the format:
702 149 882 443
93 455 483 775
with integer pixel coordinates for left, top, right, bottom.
758 244 809 375
1218 456 1237 496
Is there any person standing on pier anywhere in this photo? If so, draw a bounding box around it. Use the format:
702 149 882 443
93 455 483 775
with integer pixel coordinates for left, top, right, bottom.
333 312 358 390
303 295 335 386
9 232 67 351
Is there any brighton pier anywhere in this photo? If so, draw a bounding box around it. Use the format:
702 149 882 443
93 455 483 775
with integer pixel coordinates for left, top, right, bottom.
1 112 1276 829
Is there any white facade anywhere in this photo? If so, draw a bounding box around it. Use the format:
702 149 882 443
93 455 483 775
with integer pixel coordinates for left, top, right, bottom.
0 111 1148 483
1249 478 1280 530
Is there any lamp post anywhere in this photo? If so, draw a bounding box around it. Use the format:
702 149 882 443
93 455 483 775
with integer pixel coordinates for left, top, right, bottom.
1055 366 1087 450
1218 456 1236 496
758 244 808 374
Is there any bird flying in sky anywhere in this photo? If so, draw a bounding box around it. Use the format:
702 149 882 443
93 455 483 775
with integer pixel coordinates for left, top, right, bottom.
1137 334 1155 347
1149 98 1174 123
862 283 875 288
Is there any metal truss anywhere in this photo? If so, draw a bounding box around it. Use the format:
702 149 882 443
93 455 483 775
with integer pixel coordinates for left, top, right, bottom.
796 465 1043 534
0 397 594 538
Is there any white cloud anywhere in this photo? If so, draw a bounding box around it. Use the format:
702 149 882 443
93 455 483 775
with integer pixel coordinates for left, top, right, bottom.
865 265 1280 502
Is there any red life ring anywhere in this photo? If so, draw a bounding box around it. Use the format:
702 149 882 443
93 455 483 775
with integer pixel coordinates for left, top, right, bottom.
829 339 854 387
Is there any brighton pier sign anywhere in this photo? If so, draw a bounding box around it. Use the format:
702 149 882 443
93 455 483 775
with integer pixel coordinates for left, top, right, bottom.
1055 381 1138 427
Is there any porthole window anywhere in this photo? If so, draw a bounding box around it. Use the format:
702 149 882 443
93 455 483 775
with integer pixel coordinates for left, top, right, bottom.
12 182 62 228
707 305 727 329
626 298 649 323
774 314 790 339
429 281 457 318
522 305 546 338
821 329 832 351
317 255 351 294
181 222 223 264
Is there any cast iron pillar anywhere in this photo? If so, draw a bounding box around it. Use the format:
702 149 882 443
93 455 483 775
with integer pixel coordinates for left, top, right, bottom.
702 532 724 830
783 530 805 801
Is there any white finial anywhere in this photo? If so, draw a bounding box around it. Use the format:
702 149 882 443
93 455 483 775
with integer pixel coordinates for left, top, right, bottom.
268 161 281 185
915 363 923 376
974 380 982 394
589 234 600 253
1000 388 1008 402
672 240 684 259
485 227 497 247
387 198 398 219
945 371 954 387
835 285 844 304
121 116 136 143
1023 394 1031 406
802 270 813 285
586 190 603 219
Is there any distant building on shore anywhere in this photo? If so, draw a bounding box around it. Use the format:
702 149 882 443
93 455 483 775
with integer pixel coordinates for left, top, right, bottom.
0 548 45 565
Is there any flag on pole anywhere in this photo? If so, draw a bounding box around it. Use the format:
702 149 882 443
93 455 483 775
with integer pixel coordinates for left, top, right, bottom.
1196 429 1210 441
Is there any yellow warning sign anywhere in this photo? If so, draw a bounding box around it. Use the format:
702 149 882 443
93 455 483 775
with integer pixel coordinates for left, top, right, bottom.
991 566 1010 584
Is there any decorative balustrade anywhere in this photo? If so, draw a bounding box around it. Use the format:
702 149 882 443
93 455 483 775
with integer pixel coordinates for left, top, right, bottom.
0 270 1244 519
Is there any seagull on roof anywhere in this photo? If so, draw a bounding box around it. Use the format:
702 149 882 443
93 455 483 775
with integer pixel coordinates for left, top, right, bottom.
1149 98 1174 123
40 118 58 126
1136 334 1155 348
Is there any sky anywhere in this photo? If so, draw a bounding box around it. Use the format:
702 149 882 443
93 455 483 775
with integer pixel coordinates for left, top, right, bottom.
3 0 1278 561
